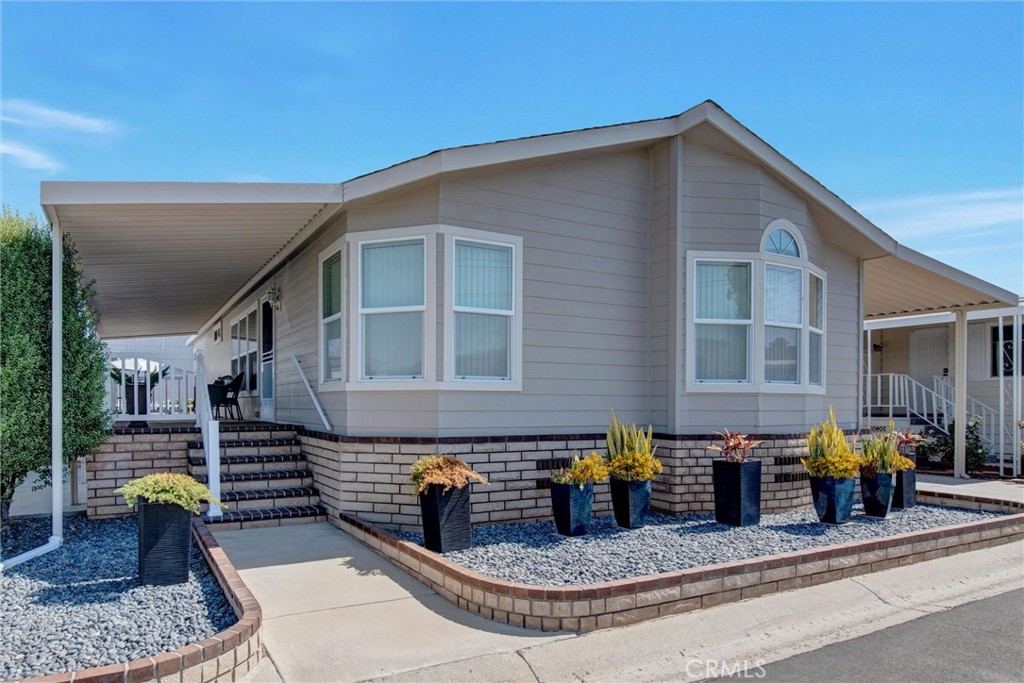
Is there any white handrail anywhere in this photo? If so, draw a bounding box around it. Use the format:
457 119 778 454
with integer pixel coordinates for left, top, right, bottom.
934 375 1004 451
864 373 952 434
291 353 331 431
194 351 221 518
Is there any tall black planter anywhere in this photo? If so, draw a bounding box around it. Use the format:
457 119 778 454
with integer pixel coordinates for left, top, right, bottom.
125 384 150 415
610 478 652 529
419 484 472 553
137 501 192 586
550 482 594 536
808 476 856 525
892 469 917 509
712 459 762 527
861 472 895 518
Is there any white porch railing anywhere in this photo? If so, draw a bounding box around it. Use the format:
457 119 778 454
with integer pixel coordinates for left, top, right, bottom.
193 350 221 518
107 351 196 421
864 373 951 433
933 375 1007 454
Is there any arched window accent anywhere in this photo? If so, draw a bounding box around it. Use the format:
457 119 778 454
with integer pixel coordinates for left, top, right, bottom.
761 219 804 259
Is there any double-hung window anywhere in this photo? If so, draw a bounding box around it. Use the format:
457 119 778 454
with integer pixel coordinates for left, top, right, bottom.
359 238 426 380
808 273 825 386
453 239 514 380
693 261 753 382
320 246 344 383
764 263 802 383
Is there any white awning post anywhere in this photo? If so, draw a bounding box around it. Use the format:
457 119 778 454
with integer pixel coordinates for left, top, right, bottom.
998 316 1005 475
51 221 64 543
865 328 872 422
953 309 968 478
1014 312 1022 477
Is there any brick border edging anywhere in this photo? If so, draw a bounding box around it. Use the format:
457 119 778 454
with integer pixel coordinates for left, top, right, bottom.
335 492 1024 632
17 520 263 683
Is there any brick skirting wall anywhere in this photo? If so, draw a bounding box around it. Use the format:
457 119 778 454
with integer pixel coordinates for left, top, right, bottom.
337 491 1024 633
22 520 263 683
85 426 198 519
299 431 835 531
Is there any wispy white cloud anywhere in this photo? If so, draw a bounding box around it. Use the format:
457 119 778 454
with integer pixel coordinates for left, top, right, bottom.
858 187 1024 239
0 140 63 172
2 99 123 135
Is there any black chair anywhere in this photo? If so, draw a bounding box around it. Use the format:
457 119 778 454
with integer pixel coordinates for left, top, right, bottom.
208 372 244 421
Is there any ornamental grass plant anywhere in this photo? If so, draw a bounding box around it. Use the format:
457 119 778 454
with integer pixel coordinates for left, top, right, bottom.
115 473 220 515
802 407 860 479
606 410 663 481
551 452 610 488
409 455 487 495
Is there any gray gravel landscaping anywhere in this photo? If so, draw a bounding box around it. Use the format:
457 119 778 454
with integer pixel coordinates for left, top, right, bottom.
1 515 235 682
392 504 1003 586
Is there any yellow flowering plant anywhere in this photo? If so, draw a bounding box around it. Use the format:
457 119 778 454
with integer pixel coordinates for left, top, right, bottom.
606 410 663 481
802 407 860 479
551 452 610 488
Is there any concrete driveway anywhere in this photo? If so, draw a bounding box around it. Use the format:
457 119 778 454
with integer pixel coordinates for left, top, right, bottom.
215 522 1022 683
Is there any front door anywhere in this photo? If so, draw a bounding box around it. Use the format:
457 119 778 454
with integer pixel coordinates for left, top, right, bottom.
909 327 948 385
260 298 275 422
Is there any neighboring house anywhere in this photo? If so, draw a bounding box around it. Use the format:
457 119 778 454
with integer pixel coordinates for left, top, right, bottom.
39 100 1021 529
864 301 1024 467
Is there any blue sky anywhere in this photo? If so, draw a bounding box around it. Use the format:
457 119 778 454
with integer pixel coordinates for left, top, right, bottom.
2 2 1022 293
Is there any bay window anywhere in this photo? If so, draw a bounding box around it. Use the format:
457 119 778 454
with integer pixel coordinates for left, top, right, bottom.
689 221 826 392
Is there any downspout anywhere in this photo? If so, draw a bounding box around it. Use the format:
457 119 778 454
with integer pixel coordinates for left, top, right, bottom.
51 219 64 544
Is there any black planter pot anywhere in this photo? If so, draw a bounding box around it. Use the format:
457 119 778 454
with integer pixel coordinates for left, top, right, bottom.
892 469 917 509
125 384 150 416
808 476 856 525
861 472 895 518
712 459 762 527
137 501 192 586
550 482 594 536
419 484 472 553
610 478 652 529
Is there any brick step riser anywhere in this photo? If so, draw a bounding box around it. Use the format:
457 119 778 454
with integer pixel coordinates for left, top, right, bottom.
207 495 321 511
188 460 305 476
217 431 297 442
217 476 314 492
204 515 326 531
187 446 300 458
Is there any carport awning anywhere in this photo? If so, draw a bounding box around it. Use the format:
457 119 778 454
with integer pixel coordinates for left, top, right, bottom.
42 182 343 338
863 244 1018 319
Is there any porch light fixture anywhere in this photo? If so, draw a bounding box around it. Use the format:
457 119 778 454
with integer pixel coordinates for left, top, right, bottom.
267 284 283 311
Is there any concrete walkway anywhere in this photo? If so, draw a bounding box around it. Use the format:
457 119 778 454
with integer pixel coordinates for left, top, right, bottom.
216 521 1024 683
917 473 1024 503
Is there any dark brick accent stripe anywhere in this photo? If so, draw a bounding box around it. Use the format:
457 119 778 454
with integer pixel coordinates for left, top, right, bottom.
774 472 810 483
773 456 804 467
187 437 301 450
187 453 305 467
536 457 573 471
221 487 318 502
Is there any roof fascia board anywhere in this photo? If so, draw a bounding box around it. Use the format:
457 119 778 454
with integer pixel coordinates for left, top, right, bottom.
41 181 344 206
190 201 344 342
702 106 898 256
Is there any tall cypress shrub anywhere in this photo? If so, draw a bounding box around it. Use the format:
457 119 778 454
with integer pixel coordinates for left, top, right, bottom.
0 206 110 520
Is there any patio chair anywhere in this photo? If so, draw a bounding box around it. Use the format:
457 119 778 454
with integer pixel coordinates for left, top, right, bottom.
208 372 244 421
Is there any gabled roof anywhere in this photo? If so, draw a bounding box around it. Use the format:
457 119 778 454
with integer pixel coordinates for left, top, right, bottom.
41 100 1018 338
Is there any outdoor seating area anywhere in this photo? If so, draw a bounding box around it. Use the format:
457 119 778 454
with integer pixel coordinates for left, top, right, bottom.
207 373 244 421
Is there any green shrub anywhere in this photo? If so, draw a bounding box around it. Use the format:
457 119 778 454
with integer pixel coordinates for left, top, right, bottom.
0 207 111 520
409 455 487 495
916 418 989 473
115 473 220 515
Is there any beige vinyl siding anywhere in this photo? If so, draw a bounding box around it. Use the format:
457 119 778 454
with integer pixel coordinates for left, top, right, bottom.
676 138 862 432
436 148 653 434
647 140 673 430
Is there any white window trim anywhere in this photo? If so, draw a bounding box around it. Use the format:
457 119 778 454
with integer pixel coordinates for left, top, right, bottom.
690 257 754 384
808 273 826 387
764 262 804 386
442 227 524 391
318 237 346 390
686 250 826 395
759 218 808 260
229 305 259 395
345 226 438 391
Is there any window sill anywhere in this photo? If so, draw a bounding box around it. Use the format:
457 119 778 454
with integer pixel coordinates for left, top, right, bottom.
686 381 826 395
